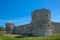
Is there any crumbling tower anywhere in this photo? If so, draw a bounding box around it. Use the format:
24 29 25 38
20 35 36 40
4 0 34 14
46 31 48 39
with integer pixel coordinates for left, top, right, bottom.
6 23 15 34
32 9 52 36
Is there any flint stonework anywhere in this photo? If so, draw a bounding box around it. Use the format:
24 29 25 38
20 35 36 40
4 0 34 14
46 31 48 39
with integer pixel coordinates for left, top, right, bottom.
6 9 60 36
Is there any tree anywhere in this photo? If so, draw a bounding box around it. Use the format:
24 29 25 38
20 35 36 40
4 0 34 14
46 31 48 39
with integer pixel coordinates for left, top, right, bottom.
0 26 5 31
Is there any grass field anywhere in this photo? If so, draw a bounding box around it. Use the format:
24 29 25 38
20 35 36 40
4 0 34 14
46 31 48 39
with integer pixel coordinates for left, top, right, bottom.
0 34 60 40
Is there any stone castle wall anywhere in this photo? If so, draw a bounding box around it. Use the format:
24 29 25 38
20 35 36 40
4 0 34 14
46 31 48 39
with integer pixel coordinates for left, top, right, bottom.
6 23 15 34
6 9 60 36
32 9 52 36
51 22 60 33
15 24 32 35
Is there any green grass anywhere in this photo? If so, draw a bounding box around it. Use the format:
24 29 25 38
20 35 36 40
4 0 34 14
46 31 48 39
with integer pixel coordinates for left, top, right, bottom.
0 34 60 40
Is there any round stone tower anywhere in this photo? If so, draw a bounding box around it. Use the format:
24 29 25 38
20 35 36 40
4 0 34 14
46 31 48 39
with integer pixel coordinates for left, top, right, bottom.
6 23 15 34
32 9 52 36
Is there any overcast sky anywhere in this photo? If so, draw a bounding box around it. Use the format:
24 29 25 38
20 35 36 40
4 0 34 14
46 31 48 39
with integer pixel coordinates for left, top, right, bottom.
0 0 60 27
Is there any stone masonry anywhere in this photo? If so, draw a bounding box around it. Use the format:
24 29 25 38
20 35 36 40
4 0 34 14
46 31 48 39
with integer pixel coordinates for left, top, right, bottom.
6 9 60 36
32 9 52 36
6 23 15 34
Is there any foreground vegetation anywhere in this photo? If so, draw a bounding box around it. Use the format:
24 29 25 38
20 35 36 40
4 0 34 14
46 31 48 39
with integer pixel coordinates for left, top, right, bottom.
0 34 60 40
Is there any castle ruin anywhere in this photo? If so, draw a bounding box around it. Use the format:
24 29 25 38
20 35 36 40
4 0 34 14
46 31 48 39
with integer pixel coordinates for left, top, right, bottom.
6 9 60 36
